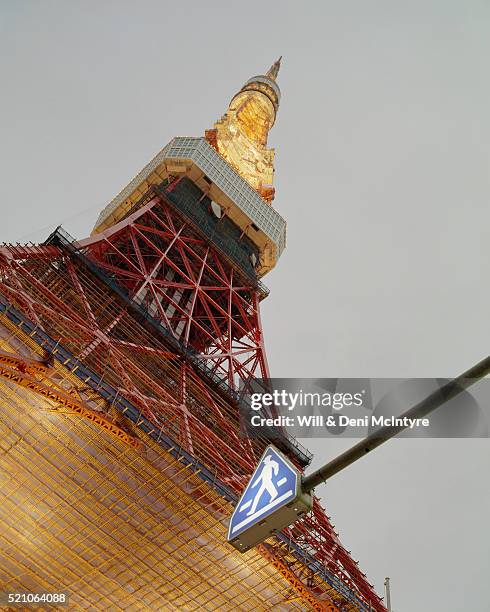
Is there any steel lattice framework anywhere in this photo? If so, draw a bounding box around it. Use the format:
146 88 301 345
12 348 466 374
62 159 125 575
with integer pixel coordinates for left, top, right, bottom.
79 179 269 393
0 57 387 611
0 187 386 610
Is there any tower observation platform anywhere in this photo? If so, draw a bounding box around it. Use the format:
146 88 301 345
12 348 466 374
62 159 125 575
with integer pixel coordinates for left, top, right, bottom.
0 60 387 611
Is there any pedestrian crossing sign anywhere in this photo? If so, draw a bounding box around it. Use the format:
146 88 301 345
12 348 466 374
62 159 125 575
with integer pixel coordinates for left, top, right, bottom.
227 445 312 552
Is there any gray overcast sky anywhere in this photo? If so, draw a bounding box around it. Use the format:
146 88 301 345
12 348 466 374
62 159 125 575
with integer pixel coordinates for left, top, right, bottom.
1 1 489 610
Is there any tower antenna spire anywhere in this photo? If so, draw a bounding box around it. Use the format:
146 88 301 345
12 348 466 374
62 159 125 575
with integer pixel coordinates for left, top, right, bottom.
206 57 283 204
266 56 282 80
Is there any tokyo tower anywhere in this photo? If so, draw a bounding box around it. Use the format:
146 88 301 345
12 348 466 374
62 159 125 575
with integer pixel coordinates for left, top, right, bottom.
0 59 386 611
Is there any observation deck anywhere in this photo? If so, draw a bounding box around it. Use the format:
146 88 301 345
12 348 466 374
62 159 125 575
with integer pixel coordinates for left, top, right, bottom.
93 137 287 277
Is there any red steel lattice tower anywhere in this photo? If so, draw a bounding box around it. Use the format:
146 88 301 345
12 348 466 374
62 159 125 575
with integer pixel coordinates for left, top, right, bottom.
0 61 387 611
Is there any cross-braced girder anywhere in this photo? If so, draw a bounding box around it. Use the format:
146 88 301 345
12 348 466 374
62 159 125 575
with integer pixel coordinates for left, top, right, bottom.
78 181 269 393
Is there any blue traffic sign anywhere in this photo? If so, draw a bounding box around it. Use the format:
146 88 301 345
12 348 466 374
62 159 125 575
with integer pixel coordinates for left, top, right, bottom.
228 445 300 542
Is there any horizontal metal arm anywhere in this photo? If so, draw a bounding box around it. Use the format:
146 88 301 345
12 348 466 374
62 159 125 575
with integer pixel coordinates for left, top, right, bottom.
302 355 490 493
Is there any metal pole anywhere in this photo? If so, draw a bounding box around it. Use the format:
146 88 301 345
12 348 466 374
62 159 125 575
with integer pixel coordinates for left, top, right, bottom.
302 355 490 493
384 577 392 612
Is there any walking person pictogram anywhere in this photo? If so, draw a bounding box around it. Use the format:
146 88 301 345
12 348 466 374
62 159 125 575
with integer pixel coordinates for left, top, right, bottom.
246 455 279 516
228 445 305 548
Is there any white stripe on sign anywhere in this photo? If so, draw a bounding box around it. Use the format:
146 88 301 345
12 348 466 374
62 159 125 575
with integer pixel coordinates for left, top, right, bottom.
231 489 294 535
239 499 252 511
276 477 287 487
